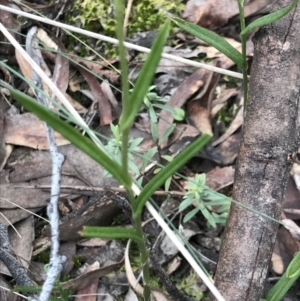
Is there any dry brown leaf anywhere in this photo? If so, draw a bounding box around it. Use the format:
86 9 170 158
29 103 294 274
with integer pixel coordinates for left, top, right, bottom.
183 0 270 30
64 92 86 111
211 88 239 117
283 177 300 220
43 199 120 241
188 71 220 135
60 241 77 277
0 208 41 226
205 166 235 191
101 81 118 107
169 124 200 148
52 40 70 96
61 261 123 293
77 66 112 125
0 276 18 301
36 28 58 51
5 113 70 149
243 0 273 18
183 0 241 29
158 68 213 147
282 219 300 242
213 132 241 165
74 262 99 301
0 183 49 209
212 105 243 147
0 216 34 276
272 226 300 274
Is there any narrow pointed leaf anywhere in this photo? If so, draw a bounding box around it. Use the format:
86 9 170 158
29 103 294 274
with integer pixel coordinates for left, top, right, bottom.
241 0 300 36
135 134 211 217
7 86 131 189
171 17 244 68
265 251 300 301
80 226 143 242
119 20 170 131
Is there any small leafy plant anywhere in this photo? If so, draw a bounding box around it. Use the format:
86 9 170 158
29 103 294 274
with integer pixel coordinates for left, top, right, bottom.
180 174 229 227
139 85 184 142
5 2 210 300
2 0 299 300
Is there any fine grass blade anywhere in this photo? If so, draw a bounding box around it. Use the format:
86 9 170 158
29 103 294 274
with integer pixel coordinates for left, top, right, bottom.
6 85 131 189
80 226 143 242
135 134 211 217
171 17 244 68
119 20 170 131
241 0 300 36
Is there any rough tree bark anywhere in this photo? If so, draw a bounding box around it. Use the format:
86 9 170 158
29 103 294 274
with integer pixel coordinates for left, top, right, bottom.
213 1 300 300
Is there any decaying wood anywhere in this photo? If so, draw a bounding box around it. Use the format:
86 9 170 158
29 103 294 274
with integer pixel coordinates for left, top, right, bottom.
213 1 300 300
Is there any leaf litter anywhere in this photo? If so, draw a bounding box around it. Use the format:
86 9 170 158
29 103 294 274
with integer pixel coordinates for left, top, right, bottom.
0 0 299 300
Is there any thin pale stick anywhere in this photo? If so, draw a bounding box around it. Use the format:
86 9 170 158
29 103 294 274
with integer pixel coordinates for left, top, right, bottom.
0 5 243 79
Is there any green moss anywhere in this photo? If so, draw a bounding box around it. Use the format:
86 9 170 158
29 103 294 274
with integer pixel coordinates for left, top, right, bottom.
38 251 50 263
69 0 184 37
173 269 204 300
74 255 83 268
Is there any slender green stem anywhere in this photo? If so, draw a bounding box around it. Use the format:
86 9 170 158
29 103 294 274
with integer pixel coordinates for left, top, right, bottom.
114 0 129 108
133 215 151 301
237 0 248 111
121 127 129 175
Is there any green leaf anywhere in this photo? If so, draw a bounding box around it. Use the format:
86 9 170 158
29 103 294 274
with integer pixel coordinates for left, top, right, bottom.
141 147 157 172
135 134 211 217
171 17 244 68
119 20 170 131
159 123 176 145
80 226 143 242
172 107 185 121
265 252 300 301
183 207 200 223
164 176 172 192
241 0 300 36
7 87 131 189
201 207 216 227
179 198 195 211
151 122 158 141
